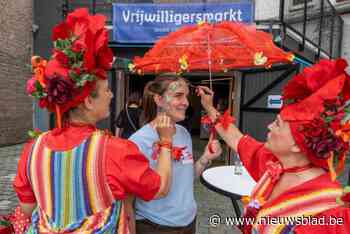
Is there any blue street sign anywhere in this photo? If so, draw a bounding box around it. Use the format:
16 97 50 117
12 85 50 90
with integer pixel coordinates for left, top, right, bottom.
113 2 254 43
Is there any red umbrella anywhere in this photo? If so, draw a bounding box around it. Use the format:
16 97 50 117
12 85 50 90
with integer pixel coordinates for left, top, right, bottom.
131 21 294 75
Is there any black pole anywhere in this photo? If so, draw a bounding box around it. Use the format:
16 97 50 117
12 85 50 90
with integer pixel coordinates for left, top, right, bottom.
329 12 335 58
279 0 285 22
239 73 245 132
92 0 96 15
317 0 324 60
62 0 69 20
301 0 307 51
339 19 343 57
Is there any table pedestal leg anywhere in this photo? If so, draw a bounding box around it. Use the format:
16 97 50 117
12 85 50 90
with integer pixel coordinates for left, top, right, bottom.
231 198 241 217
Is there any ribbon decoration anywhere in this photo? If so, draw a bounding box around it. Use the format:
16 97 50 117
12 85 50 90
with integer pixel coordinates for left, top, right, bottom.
201 110 235 153
152 143 187 161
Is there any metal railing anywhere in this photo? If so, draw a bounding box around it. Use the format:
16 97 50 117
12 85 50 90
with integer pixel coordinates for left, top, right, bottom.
282 0 343 59
254 0 344 59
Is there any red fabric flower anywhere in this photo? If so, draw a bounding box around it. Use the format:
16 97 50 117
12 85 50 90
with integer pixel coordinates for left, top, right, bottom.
281 74 347 122
97 46 114 71
83 30 96 72
282 72 310 103
151 142 187 161
283 59 348 106
71 41 84 53
45 59 69 79
47 76 74 105
52 22 71 41
26 76 36 95
266 161 283 183
218 110 235 130
66 8 90 39
53 50 70 67
39 98 48 108
172 146 187 161
301 118 347 159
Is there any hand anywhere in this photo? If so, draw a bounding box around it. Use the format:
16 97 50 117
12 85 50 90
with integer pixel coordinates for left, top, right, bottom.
204 139 222 161
154 114 176 141
196 86 214 112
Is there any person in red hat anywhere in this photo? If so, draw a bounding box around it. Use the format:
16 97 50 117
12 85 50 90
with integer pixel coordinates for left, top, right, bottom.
197 59 350 233
8 8 175 234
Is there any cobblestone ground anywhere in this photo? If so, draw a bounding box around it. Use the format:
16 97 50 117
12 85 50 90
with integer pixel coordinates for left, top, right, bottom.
1 140 349 234
0 144 22 215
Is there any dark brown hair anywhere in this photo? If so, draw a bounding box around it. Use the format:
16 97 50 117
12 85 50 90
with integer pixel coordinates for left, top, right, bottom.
142 74 187 124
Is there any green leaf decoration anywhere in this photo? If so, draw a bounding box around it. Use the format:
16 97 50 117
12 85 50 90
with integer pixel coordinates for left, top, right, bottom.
54 39 72 50
69 70 79 81
28 129 42 138
336 196 344 205
344 186 350 193
0 219 11 227
324 116 334 123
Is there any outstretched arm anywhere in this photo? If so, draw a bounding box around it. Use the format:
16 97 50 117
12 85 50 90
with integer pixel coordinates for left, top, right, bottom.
197 86 243 152
197 86 277 181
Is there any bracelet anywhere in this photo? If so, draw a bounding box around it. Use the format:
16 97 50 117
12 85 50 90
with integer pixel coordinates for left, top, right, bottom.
211 112 222 126
158 140 172 150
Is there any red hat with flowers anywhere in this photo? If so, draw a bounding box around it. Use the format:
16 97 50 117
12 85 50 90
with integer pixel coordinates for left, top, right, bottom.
280 59 350 180
26 8 113 127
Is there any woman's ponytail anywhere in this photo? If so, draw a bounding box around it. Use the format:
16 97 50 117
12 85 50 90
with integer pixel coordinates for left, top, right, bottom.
142 81 158 124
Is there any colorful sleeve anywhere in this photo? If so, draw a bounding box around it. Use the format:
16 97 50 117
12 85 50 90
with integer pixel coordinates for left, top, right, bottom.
13 140 36 203
105 138 161 201
237 135 278 181
293 206 350 234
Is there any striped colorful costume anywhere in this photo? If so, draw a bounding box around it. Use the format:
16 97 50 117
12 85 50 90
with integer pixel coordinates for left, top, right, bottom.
26 131 121 233
14 123 161 234
238 135 350 234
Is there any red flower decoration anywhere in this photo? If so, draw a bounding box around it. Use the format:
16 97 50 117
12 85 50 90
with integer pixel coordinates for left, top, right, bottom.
28 7 114 126
53 50 70 67
47 76 74 105
26 76 36 94
283 59 348 105
172 146 187 161
152 142 187 161
218 110 235 130
302 118 348 159
52 22 71 41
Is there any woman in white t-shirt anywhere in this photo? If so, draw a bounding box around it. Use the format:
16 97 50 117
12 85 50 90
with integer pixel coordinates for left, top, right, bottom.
129 74 222 234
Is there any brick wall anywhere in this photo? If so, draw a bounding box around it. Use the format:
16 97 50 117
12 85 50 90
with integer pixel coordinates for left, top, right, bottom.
0 0 33 145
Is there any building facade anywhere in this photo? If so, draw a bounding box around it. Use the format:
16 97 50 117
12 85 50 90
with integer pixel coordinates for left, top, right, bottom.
0 0 33 145
29 0 345 142
332 0 350 66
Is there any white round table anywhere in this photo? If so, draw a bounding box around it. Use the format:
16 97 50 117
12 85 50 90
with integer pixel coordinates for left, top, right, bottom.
200 165 256 217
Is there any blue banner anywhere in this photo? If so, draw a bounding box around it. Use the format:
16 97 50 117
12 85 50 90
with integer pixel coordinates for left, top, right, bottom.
113 2 254 43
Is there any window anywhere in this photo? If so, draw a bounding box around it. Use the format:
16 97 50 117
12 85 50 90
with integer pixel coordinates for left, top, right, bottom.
292 0 313 6
290 0 314 11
